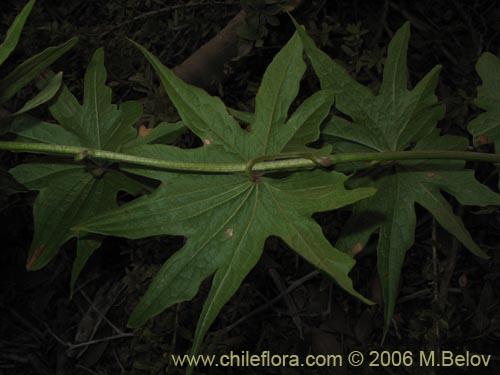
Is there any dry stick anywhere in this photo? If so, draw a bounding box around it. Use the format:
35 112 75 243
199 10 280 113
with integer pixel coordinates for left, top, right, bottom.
45 324 133 351
439 237 459 308
224 270 320 333
68 285 130 358
267 266 304 339
79 289 128 337
389 1 458 65
166 303 182 374
75 364 100 375
398 288 463 304
113 348 125 373
370 0 390 47
7 308 44 341
108 2 240 33
397 289 432 304
431 218 441 346
391 317 402 340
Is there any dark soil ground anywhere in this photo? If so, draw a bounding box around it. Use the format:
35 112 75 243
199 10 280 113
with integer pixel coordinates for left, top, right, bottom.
1 1 500 374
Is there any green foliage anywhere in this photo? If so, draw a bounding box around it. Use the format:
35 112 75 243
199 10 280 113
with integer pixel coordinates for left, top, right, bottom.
468 52 500 187
294 20 500 335
1 11 500 372
0 0 35 66
76 33 375 361
0 0 77 126
10 49 146 276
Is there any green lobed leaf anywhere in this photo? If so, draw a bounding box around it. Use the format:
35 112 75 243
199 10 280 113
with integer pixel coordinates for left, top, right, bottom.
227 107 254 124
77 33 375 365
11 163 145 270
249 32 306 154
129 39 251 161
10 49 145 271
45 48 140 150
468 52 500 187
0 37 78 105
283 89 334 152
9 72 63 117
295 20 500 335
79 172 374 355
0 0 35 67
9 114 82 146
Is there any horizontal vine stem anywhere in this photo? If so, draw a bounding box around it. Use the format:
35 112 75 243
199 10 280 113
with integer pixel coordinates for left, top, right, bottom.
1 141 500 174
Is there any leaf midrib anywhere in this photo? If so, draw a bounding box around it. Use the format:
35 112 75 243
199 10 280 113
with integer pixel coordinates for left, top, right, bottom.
139 182 256 317
195 182 260 343
92 67 101 149
259 58 293 154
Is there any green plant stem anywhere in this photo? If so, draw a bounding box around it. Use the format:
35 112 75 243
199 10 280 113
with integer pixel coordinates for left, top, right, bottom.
1 141 500 174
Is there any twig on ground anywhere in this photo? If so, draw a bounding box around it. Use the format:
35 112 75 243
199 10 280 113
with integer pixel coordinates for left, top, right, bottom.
439 231 459 309
267 266 304 339
106 2 240 34
370 0 390 47
224 270 320 333
45 324 134 351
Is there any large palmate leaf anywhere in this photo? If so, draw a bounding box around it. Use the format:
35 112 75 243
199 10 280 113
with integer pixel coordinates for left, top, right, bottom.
295 21 500 333
10 49 145 273
468 52 500 187
77 33 376 362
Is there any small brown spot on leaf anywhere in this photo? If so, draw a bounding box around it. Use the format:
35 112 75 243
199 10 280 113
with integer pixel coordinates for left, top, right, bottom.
26 244 46 270
352 242 364 255
203 139 212 145
138 124 152 138
478 135 490 145
226 228 234 238
426 172 436 178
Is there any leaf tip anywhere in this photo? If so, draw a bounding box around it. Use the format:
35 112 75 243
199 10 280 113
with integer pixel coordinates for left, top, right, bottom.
26 243 46 271
288 14 300 27
127 313 145 329
477 251 490 260
126 38 145 54
67 36 79 47
360 187 377 200
357 293 376 306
